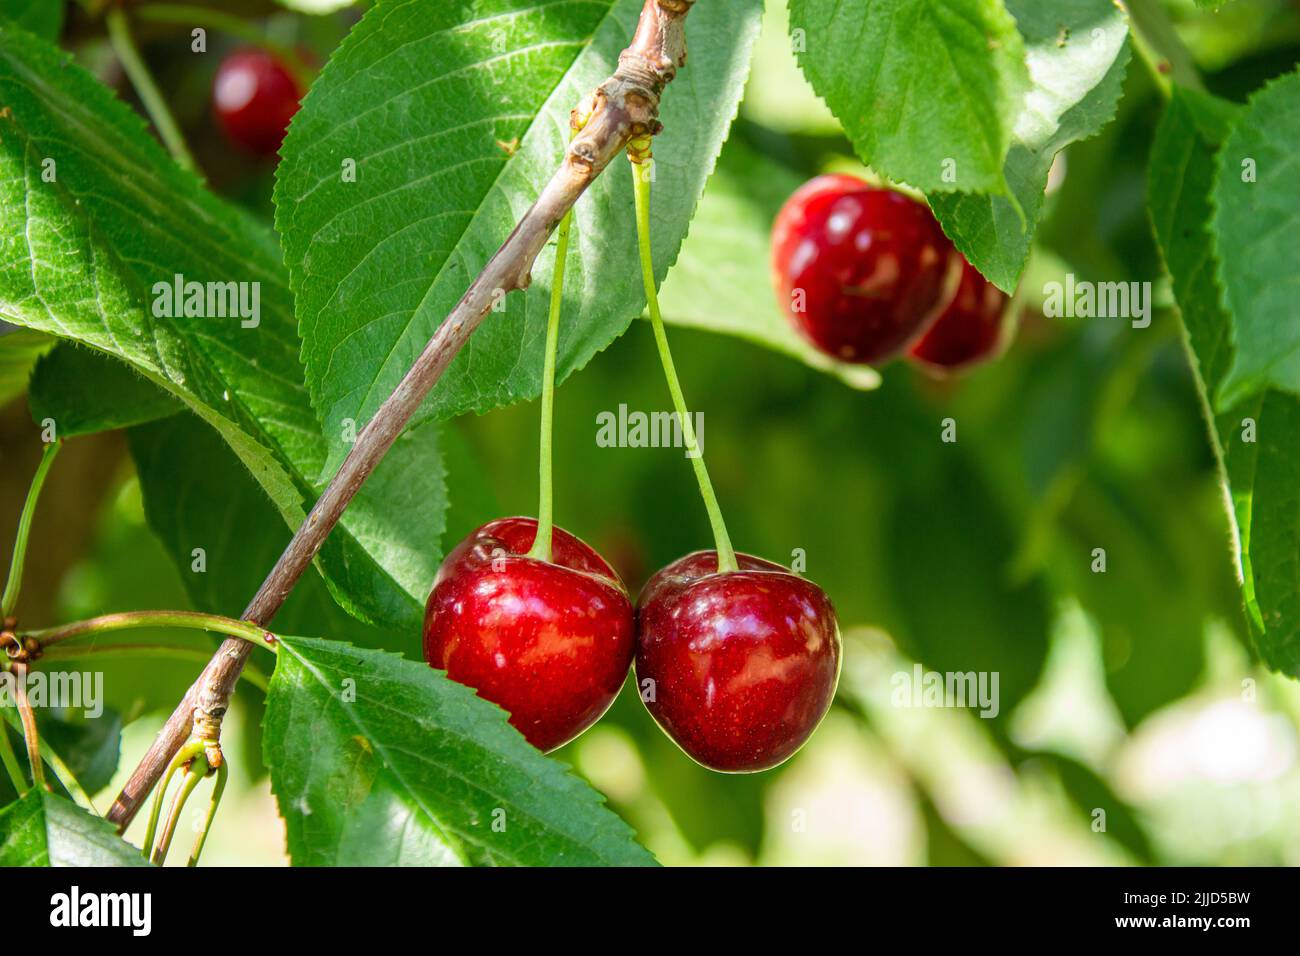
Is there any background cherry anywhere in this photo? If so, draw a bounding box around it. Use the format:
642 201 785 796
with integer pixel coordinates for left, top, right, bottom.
423 517 635 752
771 174 959 365
635 551 841 772
212 48 302 156
908 255 1011 373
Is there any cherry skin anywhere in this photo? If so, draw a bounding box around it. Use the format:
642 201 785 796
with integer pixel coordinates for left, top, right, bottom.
771 174 959 364
423 517 634 752
212 48 302 157
907 255 1010 373
635 551 841 772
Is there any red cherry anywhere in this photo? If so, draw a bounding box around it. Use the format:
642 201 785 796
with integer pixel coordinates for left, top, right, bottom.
635 551 841 772
212 48 302 157
908 256 1011 373
771 174 959 364
423 517 635 752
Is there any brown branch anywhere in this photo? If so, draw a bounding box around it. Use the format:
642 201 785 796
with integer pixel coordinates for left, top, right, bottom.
106 0 697 830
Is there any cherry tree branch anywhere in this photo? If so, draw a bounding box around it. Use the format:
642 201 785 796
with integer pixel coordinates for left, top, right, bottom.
106 0 697 830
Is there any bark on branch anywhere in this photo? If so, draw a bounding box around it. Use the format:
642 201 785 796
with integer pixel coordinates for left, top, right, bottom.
106 0 697 830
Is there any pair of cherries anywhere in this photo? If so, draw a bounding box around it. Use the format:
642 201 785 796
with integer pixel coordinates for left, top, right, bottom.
771 174 1011 372
424 519 840 773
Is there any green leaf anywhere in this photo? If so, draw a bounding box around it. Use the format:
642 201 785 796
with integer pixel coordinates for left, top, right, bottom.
0 325 51 406
38 709 122 796
276 0 763 466
657 137 880 390
0 790 147 866
1211 69 1300 409
30 344 180 437
929 0 1130 292
128 414 428 655
1148 87 1300 676
0 710 122 806
788 0 1029 194
0 28 445 630
264 636 656 866
0 0 63 40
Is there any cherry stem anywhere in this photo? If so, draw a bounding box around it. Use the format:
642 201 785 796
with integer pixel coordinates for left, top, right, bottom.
526 206 575 563
134 3 314 90
105 7 200 174
630 150 739 574
187 759 227 866
12 662 45 791
26 610 279 654
2 440 61 621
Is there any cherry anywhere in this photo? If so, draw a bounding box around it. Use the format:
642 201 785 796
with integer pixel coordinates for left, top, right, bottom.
635 551 841 772
423 517 635 752
771 174 959 364
907 255 1010 373
212 48 302 157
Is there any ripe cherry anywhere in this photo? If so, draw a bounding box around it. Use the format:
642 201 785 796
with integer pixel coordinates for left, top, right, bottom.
423 517 635 752
771 174 959 364
212 48 302 157
635 551 841 772
908 255 1010 373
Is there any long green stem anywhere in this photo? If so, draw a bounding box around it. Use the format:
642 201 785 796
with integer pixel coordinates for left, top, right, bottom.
106 8 200 174
0 723 27 795
35 645 270 693
525 208 574 562
630 154 738 573
134 4 313 89
143 739 204 860
2 440 61 620
151 756 205 865
187 761 226 867
26 610 279 654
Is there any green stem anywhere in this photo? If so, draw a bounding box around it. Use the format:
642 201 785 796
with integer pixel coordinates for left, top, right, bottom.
0 723 27 795
105 7 200 174
134 4 313 89
151 754 205 865
26 610 279 654
2 440 61 620
187 760 226 867
13 665 45 791
143 739 204 860
1125 0 1204 96
630 154 738 574
525 208 574 562
35 645 271 694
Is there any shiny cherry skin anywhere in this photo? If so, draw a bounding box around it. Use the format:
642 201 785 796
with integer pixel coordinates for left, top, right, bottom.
908 255 1010 373
771 174 959 364
635 551 841 772
212 48 302 156
423 517 635 752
